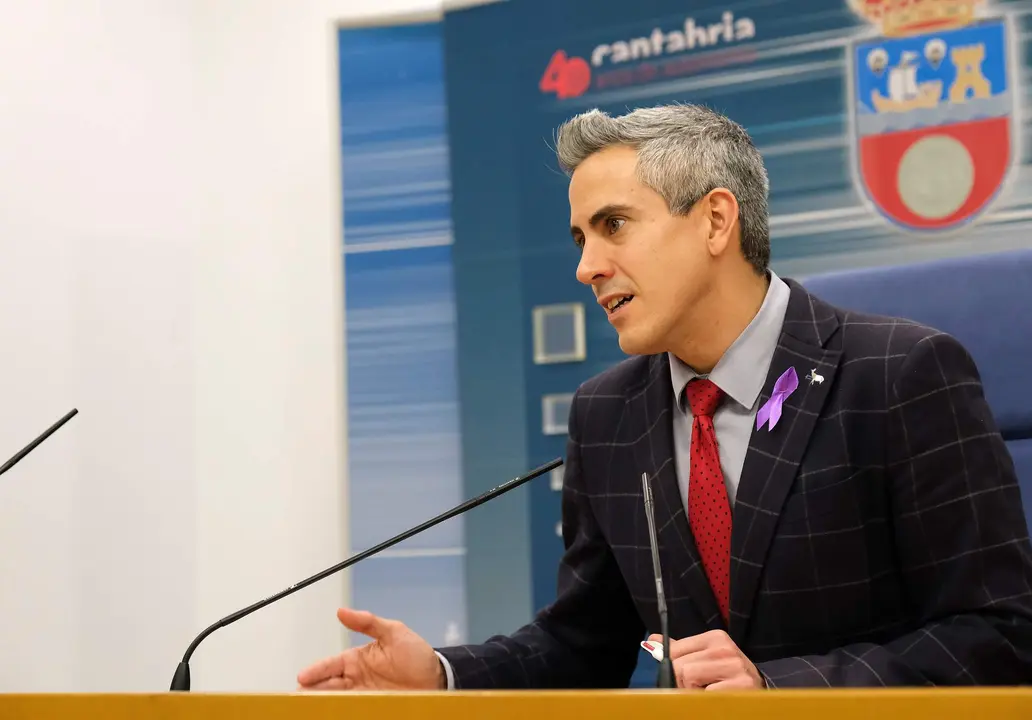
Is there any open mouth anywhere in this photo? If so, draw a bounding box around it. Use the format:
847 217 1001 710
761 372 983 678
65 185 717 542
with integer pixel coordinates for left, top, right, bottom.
605 295 634 315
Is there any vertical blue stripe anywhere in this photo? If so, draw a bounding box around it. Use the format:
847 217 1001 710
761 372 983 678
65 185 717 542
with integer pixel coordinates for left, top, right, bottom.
338 21 467 648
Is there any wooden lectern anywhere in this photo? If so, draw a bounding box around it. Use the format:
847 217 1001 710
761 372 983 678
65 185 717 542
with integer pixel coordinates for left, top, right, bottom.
2 688 1031 719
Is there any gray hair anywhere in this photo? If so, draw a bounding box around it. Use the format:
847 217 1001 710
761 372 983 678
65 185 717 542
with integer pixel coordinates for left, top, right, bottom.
555 104 770 273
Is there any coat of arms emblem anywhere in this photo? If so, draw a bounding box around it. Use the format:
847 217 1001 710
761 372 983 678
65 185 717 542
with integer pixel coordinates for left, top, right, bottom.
847 0 1016 231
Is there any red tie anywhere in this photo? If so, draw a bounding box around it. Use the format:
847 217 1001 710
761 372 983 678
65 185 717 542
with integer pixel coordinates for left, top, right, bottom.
685 378 731 623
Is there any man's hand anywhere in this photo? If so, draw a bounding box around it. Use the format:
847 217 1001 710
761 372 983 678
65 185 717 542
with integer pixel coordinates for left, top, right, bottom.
647 629 764 690
297 608 445 691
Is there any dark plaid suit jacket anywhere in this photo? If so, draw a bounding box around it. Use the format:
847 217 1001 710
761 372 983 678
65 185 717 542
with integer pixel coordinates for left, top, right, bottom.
437 279 1032 687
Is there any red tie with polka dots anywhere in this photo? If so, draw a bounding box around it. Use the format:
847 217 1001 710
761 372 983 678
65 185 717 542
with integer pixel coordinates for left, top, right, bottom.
685 378 731 623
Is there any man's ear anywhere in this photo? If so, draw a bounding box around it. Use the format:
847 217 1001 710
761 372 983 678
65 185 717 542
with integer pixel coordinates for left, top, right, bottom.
701 188 739 258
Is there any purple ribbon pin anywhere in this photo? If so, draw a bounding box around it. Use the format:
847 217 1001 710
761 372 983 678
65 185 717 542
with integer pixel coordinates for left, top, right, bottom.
756 367 798 431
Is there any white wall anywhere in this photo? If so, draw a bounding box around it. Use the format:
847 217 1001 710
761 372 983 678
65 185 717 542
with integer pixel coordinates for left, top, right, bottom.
0 0 204 692
0 0 453 693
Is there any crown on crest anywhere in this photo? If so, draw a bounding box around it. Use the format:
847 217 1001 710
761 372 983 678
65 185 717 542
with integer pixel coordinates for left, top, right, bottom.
849 0 983 37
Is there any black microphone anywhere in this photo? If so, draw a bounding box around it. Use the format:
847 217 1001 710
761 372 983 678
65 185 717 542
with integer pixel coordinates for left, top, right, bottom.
169 456 564 692
0 408 78 477
641 471 675 688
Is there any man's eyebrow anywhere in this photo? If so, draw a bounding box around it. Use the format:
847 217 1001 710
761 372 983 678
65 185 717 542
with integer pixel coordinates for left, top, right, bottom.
570 203 634 238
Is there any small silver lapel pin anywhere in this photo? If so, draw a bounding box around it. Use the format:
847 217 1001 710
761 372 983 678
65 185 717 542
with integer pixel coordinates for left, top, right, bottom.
807 368 824 385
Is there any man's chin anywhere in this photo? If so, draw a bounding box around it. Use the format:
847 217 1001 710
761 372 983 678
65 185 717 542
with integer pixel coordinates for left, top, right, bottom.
617 331 663 357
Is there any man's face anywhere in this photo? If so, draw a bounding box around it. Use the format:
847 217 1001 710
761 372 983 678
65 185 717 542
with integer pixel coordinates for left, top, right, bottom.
569 145 713 356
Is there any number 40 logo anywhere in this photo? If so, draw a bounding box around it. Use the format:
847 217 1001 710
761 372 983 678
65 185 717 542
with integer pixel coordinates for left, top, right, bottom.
539 50 592 99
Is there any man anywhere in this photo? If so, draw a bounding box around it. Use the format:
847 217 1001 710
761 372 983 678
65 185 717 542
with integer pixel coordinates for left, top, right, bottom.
298 104 1032 690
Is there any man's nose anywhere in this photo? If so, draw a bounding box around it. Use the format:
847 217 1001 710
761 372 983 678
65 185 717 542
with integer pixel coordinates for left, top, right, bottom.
576 239 613 286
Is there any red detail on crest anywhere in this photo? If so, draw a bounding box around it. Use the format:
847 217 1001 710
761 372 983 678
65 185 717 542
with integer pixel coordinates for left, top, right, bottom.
858 117 1009 229
539 50 592 99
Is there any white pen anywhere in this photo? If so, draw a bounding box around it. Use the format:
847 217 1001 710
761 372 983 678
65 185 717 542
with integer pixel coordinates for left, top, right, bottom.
640 639 664 662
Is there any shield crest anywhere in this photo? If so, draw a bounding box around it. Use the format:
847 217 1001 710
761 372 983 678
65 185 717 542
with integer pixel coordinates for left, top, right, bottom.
847 4 1016 232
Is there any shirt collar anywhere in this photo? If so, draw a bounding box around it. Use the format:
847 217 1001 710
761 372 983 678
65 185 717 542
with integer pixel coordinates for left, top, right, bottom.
668 270 791 412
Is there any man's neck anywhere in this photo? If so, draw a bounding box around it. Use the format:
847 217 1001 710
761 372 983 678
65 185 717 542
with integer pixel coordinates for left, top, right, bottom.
670 270 770 374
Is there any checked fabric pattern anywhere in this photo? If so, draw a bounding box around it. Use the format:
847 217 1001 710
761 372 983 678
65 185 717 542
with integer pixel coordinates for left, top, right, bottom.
436 279 1032 689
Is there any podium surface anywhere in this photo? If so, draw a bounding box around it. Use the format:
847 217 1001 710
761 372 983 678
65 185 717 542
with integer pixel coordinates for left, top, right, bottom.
2 689 1031 719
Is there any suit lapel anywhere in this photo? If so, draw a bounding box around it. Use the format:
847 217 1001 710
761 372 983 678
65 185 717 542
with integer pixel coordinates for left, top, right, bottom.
629 354 724 630
728 281 842 642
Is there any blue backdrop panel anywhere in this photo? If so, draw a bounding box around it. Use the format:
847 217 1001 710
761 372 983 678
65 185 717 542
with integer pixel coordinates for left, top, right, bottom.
443 0 1032 688
441 2 537 645
339 21 467 649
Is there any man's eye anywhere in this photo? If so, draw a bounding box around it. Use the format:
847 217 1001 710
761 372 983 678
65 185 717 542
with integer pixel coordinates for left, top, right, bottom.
607 217 625 233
